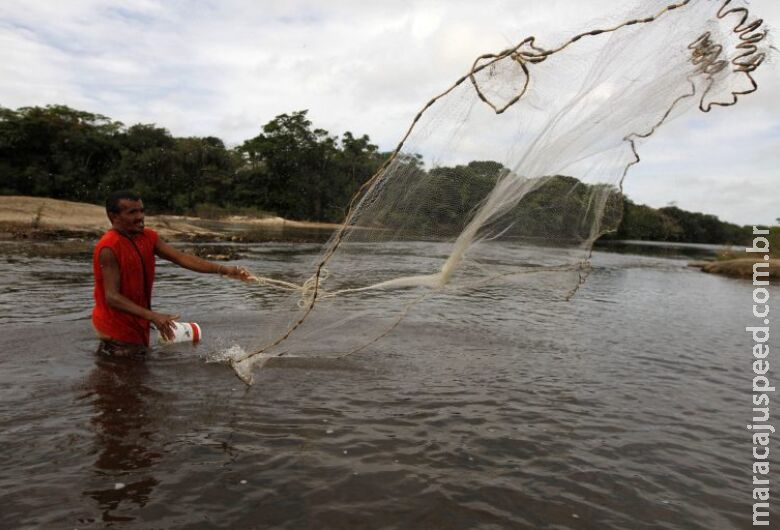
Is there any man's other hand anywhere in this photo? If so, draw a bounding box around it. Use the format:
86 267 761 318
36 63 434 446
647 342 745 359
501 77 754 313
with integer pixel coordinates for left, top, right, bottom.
221 265 252 282
151 312 180 341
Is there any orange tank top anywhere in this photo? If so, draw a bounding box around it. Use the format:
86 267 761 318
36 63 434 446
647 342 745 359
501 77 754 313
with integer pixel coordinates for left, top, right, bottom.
92 228 158 345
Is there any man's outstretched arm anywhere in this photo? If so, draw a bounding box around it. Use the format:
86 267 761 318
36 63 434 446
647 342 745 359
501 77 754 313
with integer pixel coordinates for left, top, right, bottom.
154 239 252 281
99 247 179 340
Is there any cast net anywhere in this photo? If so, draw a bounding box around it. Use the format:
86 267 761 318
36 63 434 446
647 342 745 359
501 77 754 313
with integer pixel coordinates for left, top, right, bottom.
214 0 769 384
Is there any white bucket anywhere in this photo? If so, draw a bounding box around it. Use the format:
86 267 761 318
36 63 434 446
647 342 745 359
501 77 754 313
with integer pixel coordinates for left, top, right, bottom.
158 322 202 345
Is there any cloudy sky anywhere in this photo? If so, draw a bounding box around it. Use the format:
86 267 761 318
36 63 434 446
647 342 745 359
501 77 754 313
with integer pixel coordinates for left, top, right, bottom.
1 0 777 225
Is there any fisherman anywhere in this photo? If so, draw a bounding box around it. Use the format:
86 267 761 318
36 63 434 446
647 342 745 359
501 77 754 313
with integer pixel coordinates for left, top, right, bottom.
92 189 250 354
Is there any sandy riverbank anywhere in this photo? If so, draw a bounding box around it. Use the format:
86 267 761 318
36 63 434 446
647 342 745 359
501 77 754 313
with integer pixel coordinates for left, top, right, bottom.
4 196 778 281
0 196 340 241
688 258 780 280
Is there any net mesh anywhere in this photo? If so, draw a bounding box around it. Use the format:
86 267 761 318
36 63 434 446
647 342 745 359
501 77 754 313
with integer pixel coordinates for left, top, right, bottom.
216 0 769 384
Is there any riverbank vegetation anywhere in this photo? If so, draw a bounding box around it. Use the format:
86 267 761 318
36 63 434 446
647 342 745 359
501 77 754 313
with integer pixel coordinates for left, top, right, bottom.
1 104 775 247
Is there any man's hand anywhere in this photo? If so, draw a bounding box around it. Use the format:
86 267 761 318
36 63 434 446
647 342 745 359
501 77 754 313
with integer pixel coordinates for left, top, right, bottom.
151 312 180 341
220 265 252 282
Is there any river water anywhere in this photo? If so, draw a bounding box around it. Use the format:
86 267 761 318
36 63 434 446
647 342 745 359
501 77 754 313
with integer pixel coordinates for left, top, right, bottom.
0 237 777 529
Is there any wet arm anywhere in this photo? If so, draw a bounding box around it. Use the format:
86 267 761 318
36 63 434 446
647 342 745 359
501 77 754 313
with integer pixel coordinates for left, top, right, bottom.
155 239 222 274
155 239 251 280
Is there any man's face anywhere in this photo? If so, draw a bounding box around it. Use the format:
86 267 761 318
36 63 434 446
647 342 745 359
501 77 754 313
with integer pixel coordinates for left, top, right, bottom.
109 199 145 235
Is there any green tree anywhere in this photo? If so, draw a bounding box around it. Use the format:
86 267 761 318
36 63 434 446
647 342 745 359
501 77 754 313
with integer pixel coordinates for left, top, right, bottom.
173 136 238 211
103 124 179 212
616 198 682 241
236 111 342 221
0 105 122 201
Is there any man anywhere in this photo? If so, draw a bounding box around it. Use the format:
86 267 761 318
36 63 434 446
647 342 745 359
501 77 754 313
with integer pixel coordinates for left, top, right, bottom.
92 190 251 353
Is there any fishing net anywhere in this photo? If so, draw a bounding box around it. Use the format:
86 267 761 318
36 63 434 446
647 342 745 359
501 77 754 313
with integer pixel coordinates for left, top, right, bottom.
217 0 769 384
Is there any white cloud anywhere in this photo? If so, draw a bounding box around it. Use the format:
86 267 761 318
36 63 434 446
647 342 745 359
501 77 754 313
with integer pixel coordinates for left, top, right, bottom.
0 0 777 224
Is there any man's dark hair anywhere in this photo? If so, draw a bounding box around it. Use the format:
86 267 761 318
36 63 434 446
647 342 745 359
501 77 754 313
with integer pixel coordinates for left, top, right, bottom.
106 190 141 215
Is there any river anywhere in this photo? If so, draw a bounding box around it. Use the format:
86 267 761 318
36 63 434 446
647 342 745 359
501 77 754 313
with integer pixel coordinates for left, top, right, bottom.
0 237 777 529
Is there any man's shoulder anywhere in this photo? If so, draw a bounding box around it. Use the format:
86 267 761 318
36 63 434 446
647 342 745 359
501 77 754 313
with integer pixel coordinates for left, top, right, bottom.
94 230 120 261
96 229 120 247
142 228 159 245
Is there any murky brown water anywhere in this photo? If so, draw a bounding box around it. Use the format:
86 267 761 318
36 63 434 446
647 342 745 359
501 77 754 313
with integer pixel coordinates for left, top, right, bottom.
0 239 777 529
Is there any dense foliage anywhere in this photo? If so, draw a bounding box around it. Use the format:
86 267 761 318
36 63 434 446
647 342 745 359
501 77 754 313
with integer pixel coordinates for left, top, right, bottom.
0 105 383 222
0 104 770 244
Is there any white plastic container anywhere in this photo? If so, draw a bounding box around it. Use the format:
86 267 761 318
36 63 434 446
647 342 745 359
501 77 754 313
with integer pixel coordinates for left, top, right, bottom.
158 322 201 345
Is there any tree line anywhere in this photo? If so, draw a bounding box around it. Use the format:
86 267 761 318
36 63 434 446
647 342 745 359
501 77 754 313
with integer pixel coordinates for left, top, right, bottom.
0 104 770 245
0 105 384 222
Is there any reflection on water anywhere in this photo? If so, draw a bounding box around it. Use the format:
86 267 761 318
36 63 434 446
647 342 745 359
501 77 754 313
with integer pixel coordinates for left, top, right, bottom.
0 238 778 529
80 356 161 524
594 239 729 259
